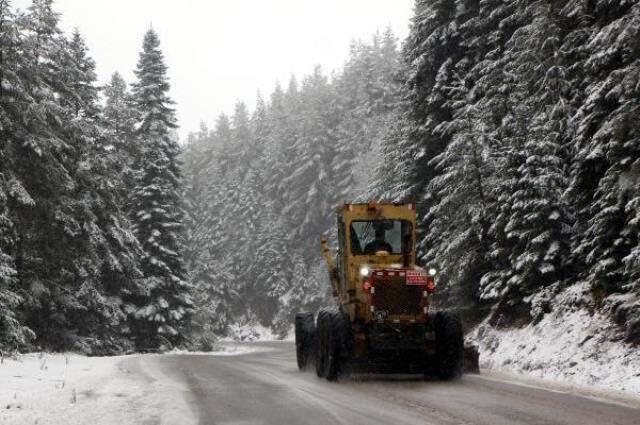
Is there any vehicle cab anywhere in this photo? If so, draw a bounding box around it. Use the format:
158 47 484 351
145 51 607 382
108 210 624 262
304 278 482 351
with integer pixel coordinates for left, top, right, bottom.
334 202 436 326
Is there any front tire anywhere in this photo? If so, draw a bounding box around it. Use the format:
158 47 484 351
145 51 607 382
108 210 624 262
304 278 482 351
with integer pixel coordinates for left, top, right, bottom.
434 311 464 380
295 312 315 370
324 310 342 382
315 310 330 378
315 308 349 381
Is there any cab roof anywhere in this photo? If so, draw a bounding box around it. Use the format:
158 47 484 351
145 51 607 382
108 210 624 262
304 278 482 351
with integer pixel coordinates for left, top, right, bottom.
338 201 417 222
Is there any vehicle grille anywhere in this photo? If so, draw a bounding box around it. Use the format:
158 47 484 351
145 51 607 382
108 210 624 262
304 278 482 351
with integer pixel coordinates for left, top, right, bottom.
373 275 421 316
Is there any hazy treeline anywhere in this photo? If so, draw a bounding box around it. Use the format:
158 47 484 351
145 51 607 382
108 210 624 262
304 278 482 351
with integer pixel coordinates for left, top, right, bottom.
0 0 191 353
181 31 401 343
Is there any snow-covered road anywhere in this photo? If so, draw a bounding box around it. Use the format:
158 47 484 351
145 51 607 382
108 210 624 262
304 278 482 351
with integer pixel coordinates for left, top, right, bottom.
148 342 640 425
3 342 639 424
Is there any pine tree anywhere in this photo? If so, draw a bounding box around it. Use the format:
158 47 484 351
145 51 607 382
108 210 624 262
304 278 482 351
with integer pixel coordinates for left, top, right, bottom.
249 204 292 326
482 4 574 303
103 72 139 197
0 25 34 346
424 74 494 306
567 2 640 295
182 125 213 273
58 29 143 353
337 33 401 199
231 101 252 171
397 0 461 204
129 29 192 349
11 0 103 349
281 67 341 254
0 1 146 352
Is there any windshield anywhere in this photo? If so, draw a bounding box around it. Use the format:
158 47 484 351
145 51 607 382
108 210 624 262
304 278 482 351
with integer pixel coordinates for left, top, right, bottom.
350 220 413 255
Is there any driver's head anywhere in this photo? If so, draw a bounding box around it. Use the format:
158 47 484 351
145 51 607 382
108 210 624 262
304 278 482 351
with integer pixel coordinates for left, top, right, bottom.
375 227 385 241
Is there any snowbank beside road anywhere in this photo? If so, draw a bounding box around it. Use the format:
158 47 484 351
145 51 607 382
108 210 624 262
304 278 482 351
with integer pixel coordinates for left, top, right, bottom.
171 341 274 356
225 322 295 342
0 352 196 425
471 283 640 396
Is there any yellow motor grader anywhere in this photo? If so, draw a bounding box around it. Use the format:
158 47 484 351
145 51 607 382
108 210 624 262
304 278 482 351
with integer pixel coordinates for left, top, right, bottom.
295 202 465 381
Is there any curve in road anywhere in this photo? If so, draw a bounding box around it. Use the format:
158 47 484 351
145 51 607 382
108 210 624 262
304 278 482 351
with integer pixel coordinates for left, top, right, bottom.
121 342 640 425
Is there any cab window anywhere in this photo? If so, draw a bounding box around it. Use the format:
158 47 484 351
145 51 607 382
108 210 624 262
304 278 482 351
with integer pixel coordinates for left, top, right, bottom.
349 220 412 255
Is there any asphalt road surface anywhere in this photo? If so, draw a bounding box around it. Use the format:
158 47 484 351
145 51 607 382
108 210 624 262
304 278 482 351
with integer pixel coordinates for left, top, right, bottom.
124 342 640 425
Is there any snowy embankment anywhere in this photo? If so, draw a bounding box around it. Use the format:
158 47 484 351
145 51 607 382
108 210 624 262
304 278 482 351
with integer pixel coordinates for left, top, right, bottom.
470 283 640 396
0 352 197 425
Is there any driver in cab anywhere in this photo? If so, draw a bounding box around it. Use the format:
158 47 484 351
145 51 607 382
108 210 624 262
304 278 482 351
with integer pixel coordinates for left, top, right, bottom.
364 227 393 254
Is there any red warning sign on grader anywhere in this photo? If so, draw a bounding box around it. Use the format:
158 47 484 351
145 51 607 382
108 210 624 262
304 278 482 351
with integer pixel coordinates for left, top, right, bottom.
405 270 428 285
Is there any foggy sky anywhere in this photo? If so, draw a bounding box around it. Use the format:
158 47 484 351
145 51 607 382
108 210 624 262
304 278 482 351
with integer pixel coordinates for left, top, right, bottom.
11 0 414 139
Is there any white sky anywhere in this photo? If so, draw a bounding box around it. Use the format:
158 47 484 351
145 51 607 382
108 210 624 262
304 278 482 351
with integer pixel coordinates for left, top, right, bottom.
12 0 414 139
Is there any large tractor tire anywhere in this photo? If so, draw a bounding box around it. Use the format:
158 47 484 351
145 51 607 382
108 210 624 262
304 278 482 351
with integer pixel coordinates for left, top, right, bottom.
433 311 464 380
315 308 350 381
315 309 330 378
295 312 316 370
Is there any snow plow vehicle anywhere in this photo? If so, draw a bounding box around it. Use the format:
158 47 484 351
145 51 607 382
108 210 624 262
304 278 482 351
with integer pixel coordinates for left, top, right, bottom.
295 201 467 381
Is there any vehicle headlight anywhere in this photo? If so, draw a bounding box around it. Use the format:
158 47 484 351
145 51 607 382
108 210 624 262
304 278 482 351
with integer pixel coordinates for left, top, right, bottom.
360 266 370 277
428 267 437 277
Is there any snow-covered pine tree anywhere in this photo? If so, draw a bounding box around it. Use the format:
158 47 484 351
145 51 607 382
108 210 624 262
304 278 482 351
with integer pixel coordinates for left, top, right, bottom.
271 77 301 208
567 2 640 295
335 33 401 200
11 0 103 349
281 67 342 255
103 71 139 199
230 101 253 173
248 203 292 327
396 0 461 205
0 0 34 351
368 111 413 201
0 185 28 350
261 83 287 204
181 122 239 345
57 28 145 353
182 124 214 274
251 93 269 167
424 70 494 307
0 1 143 352
103 72 137 144
483 4 573 305
129 29 192 349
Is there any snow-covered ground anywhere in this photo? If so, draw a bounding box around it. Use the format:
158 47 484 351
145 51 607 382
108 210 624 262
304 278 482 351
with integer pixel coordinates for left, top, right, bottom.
471 283 640 396
0 353 183 424
0 353 170 425
224 322 295 342
0 343 274 425
170 341 274 356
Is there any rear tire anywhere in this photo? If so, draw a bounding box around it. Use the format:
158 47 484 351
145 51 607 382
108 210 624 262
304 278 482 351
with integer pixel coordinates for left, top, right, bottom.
434 311 464 380
295 312 315 370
